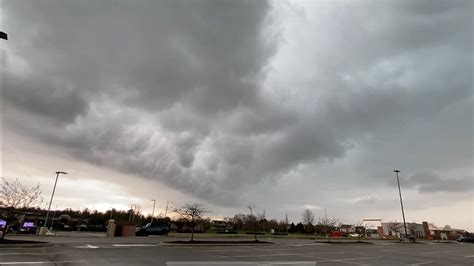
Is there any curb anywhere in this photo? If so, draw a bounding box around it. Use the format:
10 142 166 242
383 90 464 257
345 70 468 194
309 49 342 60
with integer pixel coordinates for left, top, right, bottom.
160 242 276 247
0 242 57 248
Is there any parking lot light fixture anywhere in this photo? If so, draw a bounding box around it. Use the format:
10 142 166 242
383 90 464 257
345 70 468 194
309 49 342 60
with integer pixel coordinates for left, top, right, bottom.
151 199 156 223
41 171 67 235
394 170 408 239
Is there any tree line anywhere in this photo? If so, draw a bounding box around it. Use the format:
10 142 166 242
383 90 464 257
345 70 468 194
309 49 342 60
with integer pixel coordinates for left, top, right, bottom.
0 177 339 237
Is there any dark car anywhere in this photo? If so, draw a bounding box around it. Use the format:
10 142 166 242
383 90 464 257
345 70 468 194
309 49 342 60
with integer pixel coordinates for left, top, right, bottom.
17 222 37 234
399 234 416 242
458 234 474 243
136 223 169 236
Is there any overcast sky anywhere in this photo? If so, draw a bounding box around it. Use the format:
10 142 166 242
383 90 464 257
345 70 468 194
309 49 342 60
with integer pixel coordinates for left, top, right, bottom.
1 0 472 230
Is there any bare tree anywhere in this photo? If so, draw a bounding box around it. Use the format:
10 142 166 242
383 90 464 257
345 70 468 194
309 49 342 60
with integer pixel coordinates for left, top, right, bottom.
0 177 43 208
0 177 43 239
257 210 267 234
354 221 365 242
247 205 259 241
173 203 207 242
318 216 338 242
302 209 315 226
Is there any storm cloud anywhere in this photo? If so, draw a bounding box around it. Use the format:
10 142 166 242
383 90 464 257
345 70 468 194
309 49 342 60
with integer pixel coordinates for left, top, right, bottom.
2 0 472 211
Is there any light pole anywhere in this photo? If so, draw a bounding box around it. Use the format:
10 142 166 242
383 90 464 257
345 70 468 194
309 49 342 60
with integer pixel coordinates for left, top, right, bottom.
151 199 156 223
324 208 328 238
41 171 67 234
394 170 408 239
109 208 114 220
129 204 136 221
51 205 58 230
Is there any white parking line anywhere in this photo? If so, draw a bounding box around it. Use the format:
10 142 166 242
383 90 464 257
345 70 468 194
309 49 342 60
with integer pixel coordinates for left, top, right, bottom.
229 251 345 258
0 261 85 265
167 262 317 265
75 244 98 249
464 255 474 258
0 253 64 256
420 250 455 255
315 256 381 264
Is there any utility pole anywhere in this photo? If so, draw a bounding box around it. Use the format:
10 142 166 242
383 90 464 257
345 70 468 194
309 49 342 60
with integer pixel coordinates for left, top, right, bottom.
151 199 156 223
247 205 257 241
394 170 408 240
164 201 170 217
285 213 289 234
324 208 328 237
109 208 114 220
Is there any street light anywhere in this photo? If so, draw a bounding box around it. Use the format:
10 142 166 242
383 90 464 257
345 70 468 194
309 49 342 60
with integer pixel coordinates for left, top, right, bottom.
129 204 137 221
151 199 156 223
394 170 408 240
40 171 67 235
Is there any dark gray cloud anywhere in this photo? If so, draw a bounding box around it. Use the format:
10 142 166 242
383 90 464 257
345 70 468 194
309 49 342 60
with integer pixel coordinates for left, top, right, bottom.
2 0 472 209
404 172 473 193
3 71 89 123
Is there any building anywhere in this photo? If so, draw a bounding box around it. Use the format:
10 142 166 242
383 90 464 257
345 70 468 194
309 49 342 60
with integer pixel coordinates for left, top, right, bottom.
362 218 383 238
426 223 465 240
381 222 425 238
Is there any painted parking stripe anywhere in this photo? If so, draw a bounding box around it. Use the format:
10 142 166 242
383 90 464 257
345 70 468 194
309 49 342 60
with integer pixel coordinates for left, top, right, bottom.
420 250 455 255
0 261 85 265
464 255 474 258
167 262 317 265
75 244 98 248
315 256 382 263
0 253 64 256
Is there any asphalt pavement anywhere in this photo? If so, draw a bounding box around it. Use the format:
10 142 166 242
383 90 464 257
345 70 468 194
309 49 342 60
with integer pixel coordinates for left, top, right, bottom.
0 232 472 265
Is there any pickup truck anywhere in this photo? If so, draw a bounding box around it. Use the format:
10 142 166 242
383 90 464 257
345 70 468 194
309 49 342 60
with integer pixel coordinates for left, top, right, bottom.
135 223 169 236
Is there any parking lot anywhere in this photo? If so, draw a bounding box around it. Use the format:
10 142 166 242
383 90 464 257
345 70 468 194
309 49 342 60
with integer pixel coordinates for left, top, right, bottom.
0 233 472 265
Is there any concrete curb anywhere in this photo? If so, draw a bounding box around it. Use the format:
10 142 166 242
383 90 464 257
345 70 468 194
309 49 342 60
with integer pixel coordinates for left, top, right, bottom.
0 242 57 248
313 241 374 245
160 242 276 247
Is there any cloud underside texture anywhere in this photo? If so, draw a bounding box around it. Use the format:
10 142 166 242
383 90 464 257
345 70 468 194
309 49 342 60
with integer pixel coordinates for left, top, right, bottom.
2 0 473 206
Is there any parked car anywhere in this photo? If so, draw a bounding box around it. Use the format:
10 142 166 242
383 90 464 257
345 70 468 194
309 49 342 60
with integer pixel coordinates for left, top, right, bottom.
399 234 416 242
329 231 344 237
458 234 474 243
136 223 169 236
18 222 37 234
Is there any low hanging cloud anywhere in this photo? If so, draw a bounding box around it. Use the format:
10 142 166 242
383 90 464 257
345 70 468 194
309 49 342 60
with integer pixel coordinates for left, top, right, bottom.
2 0 472 206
